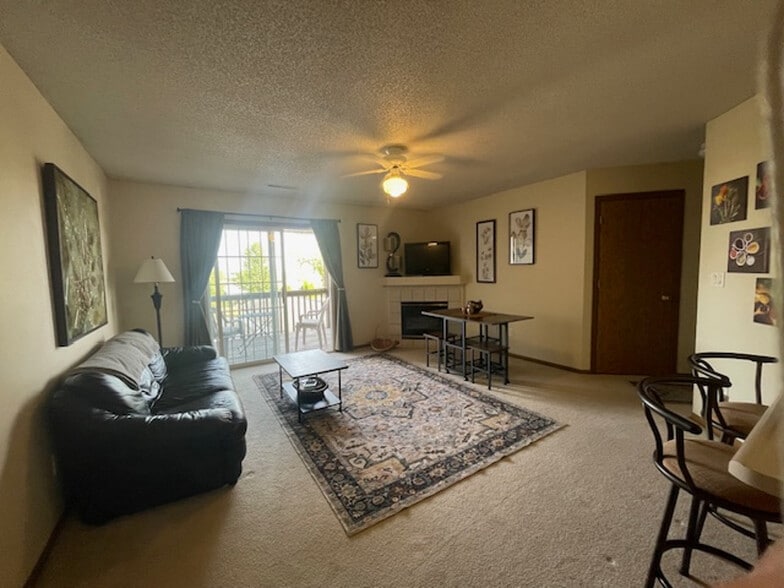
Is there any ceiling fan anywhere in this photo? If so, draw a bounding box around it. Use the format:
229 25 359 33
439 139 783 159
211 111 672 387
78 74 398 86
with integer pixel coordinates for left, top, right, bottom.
343 144 444 198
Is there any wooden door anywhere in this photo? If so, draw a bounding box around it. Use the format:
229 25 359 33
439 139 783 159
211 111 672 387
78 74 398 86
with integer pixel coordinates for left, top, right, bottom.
592 191 684 375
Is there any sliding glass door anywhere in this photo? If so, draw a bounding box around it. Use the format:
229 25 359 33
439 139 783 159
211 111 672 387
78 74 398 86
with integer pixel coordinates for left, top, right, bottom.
209 224 330 366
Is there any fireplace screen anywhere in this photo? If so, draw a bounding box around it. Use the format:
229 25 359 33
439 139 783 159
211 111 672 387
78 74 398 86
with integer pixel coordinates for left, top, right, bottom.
401 301 448 339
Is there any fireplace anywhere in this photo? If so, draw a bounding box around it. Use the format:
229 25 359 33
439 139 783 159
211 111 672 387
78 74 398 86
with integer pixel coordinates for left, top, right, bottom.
401 301 448 339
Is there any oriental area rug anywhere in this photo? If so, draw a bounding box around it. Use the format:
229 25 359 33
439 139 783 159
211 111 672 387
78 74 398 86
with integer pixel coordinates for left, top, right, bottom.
255 354 562 535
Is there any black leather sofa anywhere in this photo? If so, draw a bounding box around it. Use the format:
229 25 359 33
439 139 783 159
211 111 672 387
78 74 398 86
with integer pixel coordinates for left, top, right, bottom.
49 329 247 523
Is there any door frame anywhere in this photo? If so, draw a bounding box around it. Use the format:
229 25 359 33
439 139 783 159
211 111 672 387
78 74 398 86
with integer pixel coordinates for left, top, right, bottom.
590 190 685 374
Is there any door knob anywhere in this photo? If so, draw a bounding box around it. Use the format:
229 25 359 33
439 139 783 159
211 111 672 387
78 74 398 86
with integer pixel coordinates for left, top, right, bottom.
661 295 671 301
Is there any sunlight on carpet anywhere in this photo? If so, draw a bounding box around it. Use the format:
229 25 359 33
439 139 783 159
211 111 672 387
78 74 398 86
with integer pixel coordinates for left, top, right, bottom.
255 354 562 535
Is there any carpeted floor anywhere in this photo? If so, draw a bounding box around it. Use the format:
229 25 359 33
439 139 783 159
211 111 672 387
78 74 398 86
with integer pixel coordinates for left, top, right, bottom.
255 354 562 534
32 348 778 587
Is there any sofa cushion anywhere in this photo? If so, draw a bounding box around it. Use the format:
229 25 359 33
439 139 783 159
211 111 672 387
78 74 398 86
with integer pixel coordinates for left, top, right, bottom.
138 366 162 404
148 352 168 382
69 330 159 389
154 357 234 411
163 346 218 370
62 372 151 415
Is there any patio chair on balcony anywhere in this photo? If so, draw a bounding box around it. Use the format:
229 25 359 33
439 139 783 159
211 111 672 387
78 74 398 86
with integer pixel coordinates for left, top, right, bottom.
294 297 330 350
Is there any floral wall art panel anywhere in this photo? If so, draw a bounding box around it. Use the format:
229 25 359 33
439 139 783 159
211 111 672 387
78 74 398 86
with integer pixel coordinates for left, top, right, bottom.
476 219 496 283
357 223 378 268
509 208 535 265
710 176 748 225
727 226 770 273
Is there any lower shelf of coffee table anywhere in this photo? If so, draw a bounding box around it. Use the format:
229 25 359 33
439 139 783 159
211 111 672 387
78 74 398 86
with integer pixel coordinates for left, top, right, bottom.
282 381 341 415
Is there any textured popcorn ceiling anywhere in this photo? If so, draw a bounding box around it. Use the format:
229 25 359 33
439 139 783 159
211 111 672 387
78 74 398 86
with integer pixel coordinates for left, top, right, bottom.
0 1 777 209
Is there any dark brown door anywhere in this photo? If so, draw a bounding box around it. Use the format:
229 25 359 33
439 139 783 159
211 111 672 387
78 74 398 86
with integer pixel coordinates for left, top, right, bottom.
592 191 684 375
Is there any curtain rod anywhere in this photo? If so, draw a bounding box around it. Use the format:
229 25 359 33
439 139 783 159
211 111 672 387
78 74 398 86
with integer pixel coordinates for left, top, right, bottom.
176 207 340 223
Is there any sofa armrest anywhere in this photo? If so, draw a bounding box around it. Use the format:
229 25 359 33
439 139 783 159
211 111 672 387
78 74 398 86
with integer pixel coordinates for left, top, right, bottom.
162 345 218 369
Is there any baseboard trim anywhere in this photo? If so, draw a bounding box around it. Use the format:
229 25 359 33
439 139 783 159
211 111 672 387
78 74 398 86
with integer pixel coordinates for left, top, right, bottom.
24 508 67 588
509 353 592 374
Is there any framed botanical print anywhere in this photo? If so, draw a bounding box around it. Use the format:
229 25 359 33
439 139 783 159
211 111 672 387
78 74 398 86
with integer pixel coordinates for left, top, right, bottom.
357 223 379 268
710 176 748 225
42 163 108 346
756 162 772 209
509 208 535 265
727 227 770 273
476 219 496 283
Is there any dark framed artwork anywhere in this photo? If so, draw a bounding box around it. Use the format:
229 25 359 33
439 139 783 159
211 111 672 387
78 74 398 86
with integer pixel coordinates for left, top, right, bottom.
756 161 771 209
476 219 496 283
710 176 748 225
42 163 108 346
509 208 535 265
727 227 770 273
754 278 776 326
357 223 378 268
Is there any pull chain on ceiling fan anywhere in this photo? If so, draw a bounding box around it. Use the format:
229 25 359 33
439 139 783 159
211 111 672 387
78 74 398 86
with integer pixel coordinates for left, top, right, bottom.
343 144 444 198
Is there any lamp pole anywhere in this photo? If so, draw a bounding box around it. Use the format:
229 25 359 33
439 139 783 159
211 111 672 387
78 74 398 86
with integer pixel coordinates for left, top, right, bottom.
150 282 163 347
134 256 175 348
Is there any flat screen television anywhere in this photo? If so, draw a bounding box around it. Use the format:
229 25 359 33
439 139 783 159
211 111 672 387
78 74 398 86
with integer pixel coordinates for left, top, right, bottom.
404 241 451 276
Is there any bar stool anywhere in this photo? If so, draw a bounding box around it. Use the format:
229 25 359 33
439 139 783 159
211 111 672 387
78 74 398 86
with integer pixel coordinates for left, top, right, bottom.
423 331 457 370
638 376 781 588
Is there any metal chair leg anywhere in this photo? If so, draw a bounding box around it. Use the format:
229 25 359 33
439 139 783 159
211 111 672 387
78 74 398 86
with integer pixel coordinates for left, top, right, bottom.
754 519 770 556
646 485 680 588
680 496 702 575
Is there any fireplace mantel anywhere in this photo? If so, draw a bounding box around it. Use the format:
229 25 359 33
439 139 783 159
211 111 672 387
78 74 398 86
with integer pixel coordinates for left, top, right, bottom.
381 275 463 287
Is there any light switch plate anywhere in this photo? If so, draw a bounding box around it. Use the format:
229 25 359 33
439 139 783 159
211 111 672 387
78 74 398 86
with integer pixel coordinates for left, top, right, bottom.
711 272 725 287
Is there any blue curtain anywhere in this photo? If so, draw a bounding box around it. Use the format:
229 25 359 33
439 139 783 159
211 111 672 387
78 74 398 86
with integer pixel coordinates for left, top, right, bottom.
310 219 353 351
180 210 224 345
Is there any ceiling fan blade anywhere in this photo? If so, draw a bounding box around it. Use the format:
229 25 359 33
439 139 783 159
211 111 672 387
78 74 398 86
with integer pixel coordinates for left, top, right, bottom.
405 168 442 180
342 168 387 178
405 154 445 169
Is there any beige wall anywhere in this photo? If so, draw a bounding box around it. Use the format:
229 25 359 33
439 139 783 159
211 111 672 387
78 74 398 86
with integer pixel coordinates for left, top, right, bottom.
107 180 441 348
696 96 781 402
0 45 116 585
585 161 704 372
434 162 703 372
436 172 591 368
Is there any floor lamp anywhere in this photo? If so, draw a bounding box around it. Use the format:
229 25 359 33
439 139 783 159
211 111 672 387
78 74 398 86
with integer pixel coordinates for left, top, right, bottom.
134 256 175 347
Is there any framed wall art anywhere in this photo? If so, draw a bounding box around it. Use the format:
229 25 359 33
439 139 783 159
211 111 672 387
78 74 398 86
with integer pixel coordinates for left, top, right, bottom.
509 208 535 265
357 223 379 268
42 163 108 346
754 278 776 326
710 176 748 225
727 226 770 273
476 219 496 283
756 161 771 209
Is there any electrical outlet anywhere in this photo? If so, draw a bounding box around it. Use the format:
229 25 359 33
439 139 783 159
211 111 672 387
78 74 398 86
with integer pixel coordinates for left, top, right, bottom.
711 272 725 287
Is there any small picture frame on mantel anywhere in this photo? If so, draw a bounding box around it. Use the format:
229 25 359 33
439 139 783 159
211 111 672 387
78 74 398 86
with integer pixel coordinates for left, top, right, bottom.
357 223 379 268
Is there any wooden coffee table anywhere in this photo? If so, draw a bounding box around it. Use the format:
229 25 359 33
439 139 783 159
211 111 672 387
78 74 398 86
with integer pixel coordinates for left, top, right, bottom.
273 350 348 422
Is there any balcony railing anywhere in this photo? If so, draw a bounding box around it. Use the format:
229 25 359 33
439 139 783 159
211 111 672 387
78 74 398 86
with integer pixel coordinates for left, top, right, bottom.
210 288 331 366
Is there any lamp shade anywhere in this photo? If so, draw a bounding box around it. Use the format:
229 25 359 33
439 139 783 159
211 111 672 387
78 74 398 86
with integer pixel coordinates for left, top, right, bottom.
382 171 408 198
134 257 175 283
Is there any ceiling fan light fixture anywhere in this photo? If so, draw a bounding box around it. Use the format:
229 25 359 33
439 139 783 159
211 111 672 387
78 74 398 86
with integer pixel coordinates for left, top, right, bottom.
382 170 408 198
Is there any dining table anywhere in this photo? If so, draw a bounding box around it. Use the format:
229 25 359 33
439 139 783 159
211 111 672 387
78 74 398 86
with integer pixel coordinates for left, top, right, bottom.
421 307 533 388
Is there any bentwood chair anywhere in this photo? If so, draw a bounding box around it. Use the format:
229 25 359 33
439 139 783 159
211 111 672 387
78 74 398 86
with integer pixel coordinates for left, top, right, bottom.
688 352 778 444
638 376 780 588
